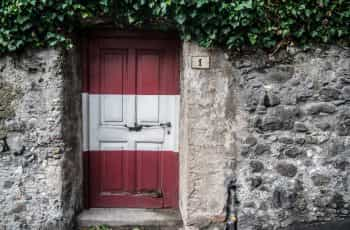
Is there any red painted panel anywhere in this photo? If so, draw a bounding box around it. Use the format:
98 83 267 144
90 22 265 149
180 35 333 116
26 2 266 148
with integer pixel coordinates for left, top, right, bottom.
85 38 179 95
101 50 127 94
88 48 128 95
137 151 160 192
136 51 161 95
162 152 179 208
124 150 136 193
86 150 178 208
101 151 124 193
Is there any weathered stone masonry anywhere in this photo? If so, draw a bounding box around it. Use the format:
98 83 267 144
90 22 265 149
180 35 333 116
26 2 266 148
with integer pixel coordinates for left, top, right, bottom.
233 47 350 230
0 42 349 230
179 42 238 228
0 49 82 230
180 43 350 230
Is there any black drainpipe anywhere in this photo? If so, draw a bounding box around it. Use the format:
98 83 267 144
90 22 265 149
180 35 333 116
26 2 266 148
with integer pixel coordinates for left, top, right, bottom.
225 180 239 230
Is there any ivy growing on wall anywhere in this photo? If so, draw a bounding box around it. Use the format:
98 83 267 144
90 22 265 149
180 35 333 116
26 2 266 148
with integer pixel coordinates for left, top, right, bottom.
0 0 349 54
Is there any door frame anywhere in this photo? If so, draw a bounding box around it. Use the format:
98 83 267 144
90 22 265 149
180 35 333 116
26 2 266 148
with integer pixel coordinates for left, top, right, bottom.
80 30 181 209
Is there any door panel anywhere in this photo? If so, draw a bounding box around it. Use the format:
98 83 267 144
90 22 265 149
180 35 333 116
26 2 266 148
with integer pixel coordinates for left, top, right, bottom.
101 50 128 94
136 50 161 94
101 151 124 193
84 34 179 208
101 95 124 123
136 95 160 124
136 150 161 193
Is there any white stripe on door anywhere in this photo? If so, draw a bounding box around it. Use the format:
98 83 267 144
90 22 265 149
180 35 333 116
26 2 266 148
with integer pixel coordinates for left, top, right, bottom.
82 93 179 152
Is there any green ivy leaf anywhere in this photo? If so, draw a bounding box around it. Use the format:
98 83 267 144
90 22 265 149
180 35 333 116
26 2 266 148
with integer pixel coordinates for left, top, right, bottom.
248 33 257 45
175 14 186 24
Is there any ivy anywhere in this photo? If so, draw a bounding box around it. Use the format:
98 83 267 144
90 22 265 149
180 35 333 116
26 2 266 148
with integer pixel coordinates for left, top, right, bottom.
0 0 349 54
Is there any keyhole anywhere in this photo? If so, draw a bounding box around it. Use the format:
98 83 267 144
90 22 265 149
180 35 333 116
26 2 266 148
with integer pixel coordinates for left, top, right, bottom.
198 58 202 67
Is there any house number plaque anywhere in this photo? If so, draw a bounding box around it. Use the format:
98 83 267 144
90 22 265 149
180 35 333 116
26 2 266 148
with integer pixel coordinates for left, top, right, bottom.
191 56 210 69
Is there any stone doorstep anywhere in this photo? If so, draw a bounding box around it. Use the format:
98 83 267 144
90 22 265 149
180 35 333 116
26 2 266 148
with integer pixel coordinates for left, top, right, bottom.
77 208 183 230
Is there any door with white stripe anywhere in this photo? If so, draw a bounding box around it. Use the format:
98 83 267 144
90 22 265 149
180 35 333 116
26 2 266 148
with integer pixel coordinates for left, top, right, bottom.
89 95 178 152
83 34 179 208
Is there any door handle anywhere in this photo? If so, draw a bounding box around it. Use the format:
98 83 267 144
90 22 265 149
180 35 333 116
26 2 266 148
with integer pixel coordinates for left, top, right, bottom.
124 122 171 131
124 124 143 131
159 122 172 128
143 122 172 128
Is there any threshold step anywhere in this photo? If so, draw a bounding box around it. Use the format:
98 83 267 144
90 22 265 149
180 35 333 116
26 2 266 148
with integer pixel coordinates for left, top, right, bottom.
77 208 183 230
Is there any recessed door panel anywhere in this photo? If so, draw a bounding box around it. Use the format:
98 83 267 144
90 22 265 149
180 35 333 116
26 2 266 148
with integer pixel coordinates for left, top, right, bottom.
136 147 161 193
101 151 124 193
101 95 124 123
101 50 127 94
136 51 161 94
136 95 160 124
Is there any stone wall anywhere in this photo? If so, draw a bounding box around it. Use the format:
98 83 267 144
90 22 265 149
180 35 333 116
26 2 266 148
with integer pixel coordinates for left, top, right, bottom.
233 46 350 230
180 43 350 230
0 49 82 230
179 42 239 228
0 41 349 230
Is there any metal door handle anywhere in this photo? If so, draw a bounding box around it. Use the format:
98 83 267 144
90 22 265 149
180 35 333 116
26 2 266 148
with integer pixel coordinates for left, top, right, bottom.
143 122 171 128
159 122 171 128
124 124 143 131
124 122 171 131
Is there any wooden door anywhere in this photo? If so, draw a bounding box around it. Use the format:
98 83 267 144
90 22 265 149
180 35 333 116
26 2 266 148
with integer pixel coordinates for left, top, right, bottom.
82 33 179 208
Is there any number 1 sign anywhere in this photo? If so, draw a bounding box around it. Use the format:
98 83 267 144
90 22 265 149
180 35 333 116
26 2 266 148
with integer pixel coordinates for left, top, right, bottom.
191 56 210 69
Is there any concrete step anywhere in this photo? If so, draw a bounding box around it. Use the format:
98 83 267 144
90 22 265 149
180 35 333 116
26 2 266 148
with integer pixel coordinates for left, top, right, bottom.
77 208 183 230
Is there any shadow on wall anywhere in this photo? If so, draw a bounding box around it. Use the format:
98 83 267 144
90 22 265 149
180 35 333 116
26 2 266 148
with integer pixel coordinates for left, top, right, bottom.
61 48 84 227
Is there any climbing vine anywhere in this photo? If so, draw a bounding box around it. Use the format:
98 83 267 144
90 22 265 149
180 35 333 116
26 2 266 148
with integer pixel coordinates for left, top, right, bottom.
0 0 349 54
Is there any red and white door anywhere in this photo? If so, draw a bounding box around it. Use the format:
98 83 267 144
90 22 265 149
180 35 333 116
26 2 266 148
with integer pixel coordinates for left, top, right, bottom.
82 33 179 208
